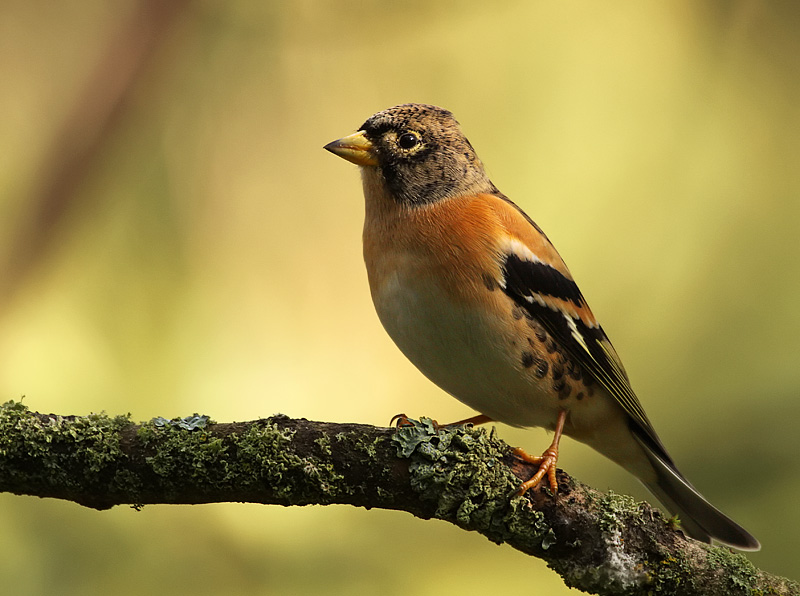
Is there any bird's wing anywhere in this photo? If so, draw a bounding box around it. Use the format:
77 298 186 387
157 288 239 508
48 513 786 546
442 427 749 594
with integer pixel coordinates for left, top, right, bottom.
484 193 673 464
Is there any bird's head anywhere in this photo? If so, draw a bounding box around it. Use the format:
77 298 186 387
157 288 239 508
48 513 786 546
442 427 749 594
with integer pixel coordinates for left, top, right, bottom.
324 103 494 205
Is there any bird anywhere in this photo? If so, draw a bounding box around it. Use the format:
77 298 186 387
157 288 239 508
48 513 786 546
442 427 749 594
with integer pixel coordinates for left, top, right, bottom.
323 103 759 550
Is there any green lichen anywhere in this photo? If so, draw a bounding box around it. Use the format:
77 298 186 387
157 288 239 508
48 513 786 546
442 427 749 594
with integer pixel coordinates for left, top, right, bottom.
137 416 231 499
150 414 212 431
554 490 651 594
335 430 385 459
0 400 133 498
314 435 332 456
332 429 395 505
645 546 799 596
706 546 761 594
541 527 557 550
596 490 639 534
0 402 359 509
235 422 348 503
645 554 696 595
233 421 297 492
136 417 350 504
374 486 394 501
392 417 553 550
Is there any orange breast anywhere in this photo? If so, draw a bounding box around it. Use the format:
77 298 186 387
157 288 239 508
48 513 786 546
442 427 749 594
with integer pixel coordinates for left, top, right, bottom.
363 186 510 305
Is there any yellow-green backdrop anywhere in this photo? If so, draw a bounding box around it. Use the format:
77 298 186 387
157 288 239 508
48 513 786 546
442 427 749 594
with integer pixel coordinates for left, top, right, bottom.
1 1 798 593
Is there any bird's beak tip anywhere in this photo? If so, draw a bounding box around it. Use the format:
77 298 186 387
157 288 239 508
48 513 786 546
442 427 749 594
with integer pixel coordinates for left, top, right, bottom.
324 130 378 167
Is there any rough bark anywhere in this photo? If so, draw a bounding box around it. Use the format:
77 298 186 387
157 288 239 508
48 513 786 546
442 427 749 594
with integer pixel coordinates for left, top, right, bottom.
0 400 794 595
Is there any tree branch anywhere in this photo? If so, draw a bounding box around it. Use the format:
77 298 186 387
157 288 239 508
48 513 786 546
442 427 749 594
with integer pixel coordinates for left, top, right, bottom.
0 401 794 595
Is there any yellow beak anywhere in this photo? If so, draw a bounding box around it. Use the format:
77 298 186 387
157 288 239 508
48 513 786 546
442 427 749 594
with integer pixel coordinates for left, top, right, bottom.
323 131 378 166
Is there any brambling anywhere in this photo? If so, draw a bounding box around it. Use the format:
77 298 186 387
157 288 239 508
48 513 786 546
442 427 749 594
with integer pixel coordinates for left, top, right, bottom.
324 103 759 550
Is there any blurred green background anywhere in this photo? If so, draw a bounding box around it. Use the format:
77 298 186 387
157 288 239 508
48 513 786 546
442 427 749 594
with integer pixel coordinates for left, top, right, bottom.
1 0 798 592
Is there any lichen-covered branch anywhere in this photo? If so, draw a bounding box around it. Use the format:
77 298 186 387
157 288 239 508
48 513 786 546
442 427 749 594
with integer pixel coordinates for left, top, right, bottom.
0 401 794 595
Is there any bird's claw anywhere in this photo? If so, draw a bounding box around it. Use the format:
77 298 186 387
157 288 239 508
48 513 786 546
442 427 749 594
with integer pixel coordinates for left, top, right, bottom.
390 413 418 428
513 445 560 495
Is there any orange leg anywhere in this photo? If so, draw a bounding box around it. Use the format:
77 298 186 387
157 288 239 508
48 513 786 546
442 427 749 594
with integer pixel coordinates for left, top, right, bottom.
441 414 493 428
390 413 413 427
513 409 567 496
390 413 493 429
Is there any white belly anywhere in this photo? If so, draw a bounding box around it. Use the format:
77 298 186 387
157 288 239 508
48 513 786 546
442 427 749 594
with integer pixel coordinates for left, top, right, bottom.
371 265 556 428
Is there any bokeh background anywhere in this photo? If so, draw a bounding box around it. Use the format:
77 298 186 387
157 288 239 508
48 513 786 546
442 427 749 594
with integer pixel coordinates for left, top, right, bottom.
1 1 798 592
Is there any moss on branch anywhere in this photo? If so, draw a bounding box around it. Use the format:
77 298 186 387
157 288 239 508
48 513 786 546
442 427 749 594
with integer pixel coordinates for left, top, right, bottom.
0 400 795 596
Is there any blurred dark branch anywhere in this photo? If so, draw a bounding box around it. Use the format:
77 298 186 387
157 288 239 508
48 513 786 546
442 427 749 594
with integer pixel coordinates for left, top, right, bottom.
0 401 794 596
0 0 189 308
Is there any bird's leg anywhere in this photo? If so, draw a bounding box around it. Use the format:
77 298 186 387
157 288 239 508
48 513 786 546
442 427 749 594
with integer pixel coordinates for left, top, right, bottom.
440 414 493 428
390 413 413 428
513 409 567 495
390 413 492 430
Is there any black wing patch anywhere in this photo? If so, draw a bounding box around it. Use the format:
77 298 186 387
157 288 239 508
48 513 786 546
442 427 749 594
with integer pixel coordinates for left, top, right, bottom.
503 253 585 309
500 252 674 466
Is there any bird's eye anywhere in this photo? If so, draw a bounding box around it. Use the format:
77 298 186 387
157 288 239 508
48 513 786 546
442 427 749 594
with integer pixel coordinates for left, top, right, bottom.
397 132 420 149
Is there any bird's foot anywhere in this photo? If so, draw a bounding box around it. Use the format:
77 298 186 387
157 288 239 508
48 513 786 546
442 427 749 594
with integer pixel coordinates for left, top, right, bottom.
390 413 492 431
440 414 493 428
512 445 560 495
512 409 566 496
390 413 414 428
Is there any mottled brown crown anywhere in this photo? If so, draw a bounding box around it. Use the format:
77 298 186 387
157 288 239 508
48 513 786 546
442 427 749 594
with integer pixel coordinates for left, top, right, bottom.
359 103 496 205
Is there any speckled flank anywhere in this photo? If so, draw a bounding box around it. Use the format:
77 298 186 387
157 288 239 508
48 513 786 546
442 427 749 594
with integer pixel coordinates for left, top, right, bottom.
532 355 549 379
508 302 595 411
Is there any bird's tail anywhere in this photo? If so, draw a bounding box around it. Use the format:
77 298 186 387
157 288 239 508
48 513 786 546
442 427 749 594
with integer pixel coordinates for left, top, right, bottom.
632 432 760 551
